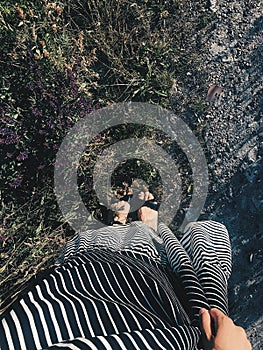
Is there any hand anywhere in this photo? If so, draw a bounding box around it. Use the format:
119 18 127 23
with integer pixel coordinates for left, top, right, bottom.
200 308 252 350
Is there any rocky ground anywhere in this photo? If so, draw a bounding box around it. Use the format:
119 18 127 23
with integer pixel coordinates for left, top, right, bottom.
171 0 262 348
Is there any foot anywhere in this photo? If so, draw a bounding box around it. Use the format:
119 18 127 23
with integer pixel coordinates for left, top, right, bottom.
111 200 130 225
138 205 158 231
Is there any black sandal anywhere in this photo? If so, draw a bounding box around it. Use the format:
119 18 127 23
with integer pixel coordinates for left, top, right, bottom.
140 199 160 211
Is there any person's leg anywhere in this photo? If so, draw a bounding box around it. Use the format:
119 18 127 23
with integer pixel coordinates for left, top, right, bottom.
180 221 232 315
158 223 210 324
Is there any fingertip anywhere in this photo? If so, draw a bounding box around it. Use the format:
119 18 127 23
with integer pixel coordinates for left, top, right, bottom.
199 307 208 315
209 308 223 317
199 307 212 340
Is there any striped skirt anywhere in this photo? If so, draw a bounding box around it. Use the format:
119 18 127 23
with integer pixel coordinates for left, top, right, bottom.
0 221 231 350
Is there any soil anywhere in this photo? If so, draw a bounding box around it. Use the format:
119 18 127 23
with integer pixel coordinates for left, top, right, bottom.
169 0 262 348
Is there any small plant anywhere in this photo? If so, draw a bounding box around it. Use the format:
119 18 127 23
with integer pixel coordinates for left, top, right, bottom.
0 0 212 303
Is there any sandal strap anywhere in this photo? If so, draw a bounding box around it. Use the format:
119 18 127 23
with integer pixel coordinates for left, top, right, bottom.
141 200 160 211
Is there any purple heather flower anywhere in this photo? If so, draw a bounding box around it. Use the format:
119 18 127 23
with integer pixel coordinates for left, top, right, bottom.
47 120 55 129
5 133 20 144
37 81 45 93
9 175 23 188
16 151 28 161
1 115 14 124
1 129 20 144
49 99 57 108
32 108 42 117
0 128 8 135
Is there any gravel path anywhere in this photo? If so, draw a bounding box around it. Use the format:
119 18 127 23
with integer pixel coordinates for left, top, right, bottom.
203 3 262 349
171 1 262 348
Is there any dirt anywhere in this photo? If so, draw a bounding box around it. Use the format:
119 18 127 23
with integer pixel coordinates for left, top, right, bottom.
169 1 262 348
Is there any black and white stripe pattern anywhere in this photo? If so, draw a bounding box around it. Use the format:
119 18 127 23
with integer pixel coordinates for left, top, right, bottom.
0 221 231 350
181 221 231 315
57 222 168 266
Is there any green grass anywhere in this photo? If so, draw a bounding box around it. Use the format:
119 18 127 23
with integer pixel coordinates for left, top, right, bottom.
0 0 212 306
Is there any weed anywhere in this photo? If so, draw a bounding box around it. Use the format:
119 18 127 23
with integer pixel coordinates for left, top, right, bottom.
0 0 212 304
